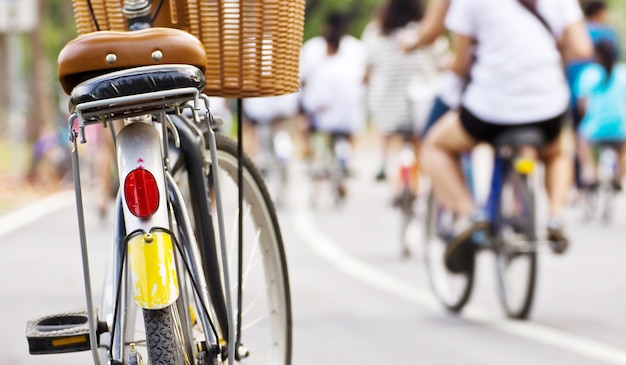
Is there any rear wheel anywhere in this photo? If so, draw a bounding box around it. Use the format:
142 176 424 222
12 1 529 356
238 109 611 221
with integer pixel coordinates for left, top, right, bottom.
495 170 537 320
423 192 475 313
143 307 188 364
212 133 292 364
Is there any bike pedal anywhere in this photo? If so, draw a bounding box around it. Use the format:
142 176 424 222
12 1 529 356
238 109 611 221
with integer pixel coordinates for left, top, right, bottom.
26 308 105 355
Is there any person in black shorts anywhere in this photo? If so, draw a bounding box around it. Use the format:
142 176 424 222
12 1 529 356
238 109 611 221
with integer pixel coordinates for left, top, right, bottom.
419 0 593 271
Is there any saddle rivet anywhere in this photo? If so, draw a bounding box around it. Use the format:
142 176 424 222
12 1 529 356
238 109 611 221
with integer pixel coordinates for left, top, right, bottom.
152 50 163 61
105 53 117 64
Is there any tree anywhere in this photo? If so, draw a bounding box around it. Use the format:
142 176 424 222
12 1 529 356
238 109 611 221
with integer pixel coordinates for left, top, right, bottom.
304 0 381 41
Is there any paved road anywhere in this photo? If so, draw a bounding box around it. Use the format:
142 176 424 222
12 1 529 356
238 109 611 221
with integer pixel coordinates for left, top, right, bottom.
2 143 626 364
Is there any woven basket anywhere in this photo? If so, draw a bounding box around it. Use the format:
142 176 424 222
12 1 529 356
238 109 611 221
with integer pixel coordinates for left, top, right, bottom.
71 0 305 98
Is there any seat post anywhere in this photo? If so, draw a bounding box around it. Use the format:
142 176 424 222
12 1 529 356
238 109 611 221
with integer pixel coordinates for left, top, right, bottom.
123 0 153 30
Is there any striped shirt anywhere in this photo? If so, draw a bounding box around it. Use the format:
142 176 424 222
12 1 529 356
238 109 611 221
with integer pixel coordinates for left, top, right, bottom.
361 21 448 133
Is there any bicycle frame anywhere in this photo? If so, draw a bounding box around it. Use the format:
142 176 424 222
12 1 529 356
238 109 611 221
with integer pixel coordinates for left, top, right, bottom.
483 148 537 246
68 88 234 364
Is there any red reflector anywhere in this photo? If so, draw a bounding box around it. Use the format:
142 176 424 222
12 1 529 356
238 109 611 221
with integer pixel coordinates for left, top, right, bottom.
124 168 160 218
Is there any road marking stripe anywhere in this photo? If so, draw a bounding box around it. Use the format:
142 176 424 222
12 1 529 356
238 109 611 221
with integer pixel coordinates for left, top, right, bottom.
0 190 75 239
292 203 626 365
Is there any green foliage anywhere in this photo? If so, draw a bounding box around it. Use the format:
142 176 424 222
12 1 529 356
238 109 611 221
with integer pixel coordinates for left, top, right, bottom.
605 0 626 60
304 0 382 41
42 0 76 62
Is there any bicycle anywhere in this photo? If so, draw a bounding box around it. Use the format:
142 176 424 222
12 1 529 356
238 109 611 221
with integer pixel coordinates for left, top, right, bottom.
423 127 560 319
580 141 622 224
386 127 420 258
25 1 296 364
242 98 297 209
308 131 352 207
253 121 293 207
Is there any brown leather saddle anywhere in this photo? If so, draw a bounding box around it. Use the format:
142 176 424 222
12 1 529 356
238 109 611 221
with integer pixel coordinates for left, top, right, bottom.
57 27 208 109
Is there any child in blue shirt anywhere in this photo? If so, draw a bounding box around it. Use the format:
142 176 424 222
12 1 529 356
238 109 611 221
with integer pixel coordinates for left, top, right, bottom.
576 39 626 190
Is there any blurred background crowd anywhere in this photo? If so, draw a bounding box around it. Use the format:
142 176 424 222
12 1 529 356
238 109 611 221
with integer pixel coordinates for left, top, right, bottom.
0 0 624 211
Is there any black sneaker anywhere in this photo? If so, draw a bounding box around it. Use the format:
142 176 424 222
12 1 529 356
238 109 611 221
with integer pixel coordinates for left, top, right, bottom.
444 212 489 273
547 218 569 254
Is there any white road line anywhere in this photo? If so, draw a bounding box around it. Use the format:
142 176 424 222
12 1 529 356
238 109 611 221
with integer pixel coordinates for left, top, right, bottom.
292 202 626 365
0 190 75 239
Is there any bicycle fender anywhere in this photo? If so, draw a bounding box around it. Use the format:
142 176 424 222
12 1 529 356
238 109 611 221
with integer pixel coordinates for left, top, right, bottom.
127 230 179 309
117 122 179 309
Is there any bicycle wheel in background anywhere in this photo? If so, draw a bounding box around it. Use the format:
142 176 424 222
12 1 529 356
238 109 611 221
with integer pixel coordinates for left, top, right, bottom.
495 168 537 320
597 146 618 224
423 192 475 313
212 133 292 364
255 124 291 208
581 186 598 222
398 186 416 258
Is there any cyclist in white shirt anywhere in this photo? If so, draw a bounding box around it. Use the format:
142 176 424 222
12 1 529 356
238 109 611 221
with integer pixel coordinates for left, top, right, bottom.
299 13 368 179
300 13 367 137
420 0 593 271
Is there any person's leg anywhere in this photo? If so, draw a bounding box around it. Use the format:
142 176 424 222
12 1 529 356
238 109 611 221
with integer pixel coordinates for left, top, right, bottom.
541 134 573 220
540 132 574 253
96 120 122 218
576 136 597 188
613 141 626 190
240 114 263 167
421 111 477 217
571 106 584 189
422 110 489 272
375 133 390 181
298 112 314 161
410 135 421 195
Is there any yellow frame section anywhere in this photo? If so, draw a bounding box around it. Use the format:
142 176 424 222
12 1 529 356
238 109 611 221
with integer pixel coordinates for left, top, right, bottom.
128 231 179 309
514 157 535 175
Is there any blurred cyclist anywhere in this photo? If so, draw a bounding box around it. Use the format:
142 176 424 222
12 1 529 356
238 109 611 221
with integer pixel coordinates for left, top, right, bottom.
361 0 448 186
299 12 367 176
575 39 626 190
397 0 460 135
242 93 299 172
420 0 593 271
567 0 621 190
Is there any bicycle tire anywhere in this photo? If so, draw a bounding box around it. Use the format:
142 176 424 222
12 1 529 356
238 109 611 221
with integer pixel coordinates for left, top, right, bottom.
423 191 475 312
597 147 616 223
143 306 187 364
599 183 615 224
211 132 292 364
495 169 537 320
399 186 415 258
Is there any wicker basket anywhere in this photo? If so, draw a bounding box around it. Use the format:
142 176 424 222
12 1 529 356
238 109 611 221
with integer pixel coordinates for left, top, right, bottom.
71 0 305 98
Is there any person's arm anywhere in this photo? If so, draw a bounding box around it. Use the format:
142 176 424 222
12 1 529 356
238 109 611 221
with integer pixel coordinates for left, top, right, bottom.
399 0 450 51
561 19 594 62
447 32 474 78
432 32 474 109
